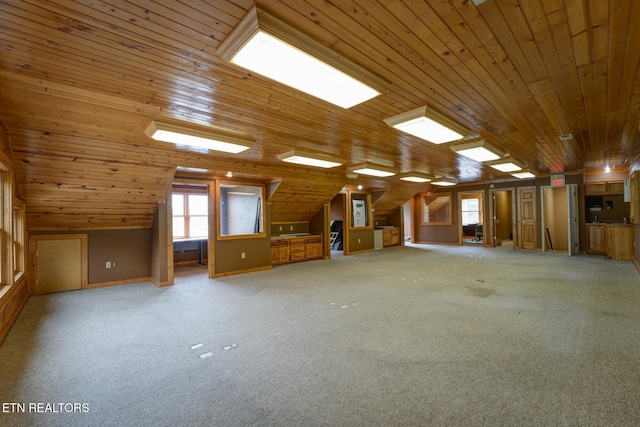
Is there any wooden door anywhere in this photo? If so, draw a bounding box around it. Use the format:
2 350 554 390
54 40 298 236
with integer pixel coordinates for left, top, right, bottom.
37 239 81 293
517 187 536 250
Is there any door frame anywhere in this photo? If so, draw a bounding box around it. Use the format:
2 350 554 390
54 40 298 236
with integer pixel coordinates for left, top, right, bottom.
540 184 579 256
28 234 88 295
458 190 485 245
488 187 516 248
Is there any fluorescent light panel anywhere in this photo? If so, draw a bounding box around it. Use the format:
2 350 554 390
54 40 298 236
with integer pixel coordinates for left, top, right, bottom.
450 140 503 162
217 7 388 108
488 160 523 172
350 162 397 178
384 106 468 144
145 121 253 154
398 172 433 183
277 149 344 168
431 178 457 186
511 170 535 179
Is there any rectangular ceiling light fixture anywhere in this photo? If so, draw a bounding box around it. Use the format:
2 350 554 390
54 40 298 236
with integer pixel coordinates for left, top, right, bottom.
145 120 253 154
349 162 397 178
486 158 523 173
277 149 344 168
384 106 468 144
511 170 535 179
217 6 388 109
398 172 433 183
450 139 503 162
431 177 458 186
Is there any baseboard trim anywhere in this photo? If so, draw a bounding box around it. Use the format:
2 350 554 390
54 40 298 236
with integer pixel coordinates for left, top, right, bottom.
87 277 152 289
213 265 271 278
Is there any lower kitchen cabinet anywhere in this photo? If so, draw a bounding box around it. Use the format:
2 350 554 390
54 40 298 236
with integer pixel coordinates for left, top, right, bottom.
606 225 633 261
271 235 323 265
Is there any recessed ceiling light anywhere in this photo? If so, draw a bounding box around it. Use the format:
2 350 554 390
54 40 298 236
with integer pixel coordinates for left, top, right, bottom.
217 7 388 108
431 178 458 186
349 162 397 178
277 149 344 168
145 120 253 154
384 106 468 144
398 172 434 183
486 158 524 173
450 140 503 162
511 170 535 179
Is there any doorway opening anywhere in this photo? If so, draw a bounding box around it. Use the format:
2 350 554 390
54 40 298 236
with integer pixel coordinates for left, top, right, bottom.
541 184 579 255
459 191 485 245
171 183 209 269
329 193 346 255
488 188 515 248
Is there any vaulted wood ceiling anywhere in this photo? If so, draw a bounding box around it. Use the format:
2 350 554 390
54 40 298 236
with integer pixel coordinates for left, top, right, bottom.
1 0 639 229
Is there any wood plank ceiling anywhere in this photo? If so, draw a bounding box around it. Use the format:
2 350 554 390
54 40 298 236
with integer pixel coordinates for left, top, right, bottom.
1 0 639 229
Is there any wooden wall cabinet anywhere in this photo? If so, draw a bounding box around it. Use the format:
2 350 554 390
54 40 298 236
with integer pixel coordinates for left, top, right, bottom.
586 224 607 254
606 225 633 261
271 235 323 264
586 180 624 195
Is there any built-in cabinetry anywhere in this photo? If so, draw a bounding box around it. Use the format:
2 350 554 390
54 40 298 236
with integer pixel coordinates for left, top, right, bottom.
606 225 634 261
271 235 323 265
586 223 633 260
585 180 624 195
382 228 400 247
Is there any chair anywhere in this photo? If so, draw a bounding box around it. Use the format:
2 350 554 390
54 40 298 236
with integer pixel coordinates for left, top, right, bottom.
474 224 483 242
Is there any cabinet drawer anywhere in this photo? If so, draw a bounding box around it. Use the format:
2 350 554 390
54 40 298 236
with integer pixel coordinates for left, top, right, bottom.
290 251 306 261
290 244 305 253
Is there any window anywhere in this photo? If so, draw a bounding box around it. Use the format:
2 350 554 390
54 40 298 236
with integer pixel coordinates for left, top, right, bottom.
461 198 481 225
217 182 265 238
422 193 452 225
172 192 209 240
12 200 25 280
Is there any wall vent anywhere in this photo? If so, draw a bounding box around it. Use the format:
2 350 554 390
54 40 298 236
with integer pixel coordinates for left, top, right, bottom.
559 133 573 141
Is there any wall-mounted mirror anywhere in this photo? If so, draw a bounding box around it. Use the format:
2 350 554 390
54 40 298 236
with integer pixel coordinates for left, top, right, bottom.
423 193 452 225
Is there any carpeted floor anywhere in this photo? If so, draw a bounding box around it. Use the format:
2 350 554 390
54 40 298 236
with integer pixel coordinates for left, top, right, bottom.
1 243 639 426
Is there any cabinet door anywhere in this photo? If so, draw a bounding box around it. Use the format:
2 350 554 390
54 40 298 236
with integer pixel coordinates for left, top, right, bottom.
382 229 392 247
587 225 606 253
607 181 624 194
586 182 606 194
391 229 399 245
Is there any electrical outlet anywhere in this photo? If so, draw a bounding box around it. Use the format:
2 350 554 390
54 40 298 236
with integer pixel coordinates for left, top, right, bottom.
290 225 294 231
241 252 246 259
106 261 111 269
112 261 117 268
279 226 282 231
358 239 361 243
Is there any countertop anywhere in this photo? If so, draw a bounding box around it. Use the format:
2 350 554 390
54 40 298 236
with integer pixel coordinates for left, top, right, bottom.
271 233 316 240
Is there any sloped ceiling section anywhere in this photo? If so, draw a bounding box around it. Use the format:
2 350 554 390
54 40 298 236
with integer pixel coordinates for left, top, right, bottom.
371 182 424 220
268 177 346 223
